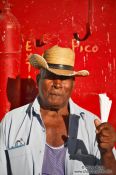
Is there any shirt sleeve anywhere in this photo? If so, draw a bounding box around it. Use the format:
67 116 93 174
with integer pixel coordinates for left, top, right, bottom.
0 117 8 175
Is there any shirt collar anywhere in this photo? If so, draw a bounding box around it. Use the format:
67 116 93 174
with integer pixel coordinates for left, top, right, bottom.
69 98 85 120
29 97 84 120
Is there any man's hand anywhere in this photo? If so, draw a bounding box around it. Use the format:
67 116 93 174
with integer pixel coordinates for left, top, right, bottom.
94 119 116 175
94 119 116 152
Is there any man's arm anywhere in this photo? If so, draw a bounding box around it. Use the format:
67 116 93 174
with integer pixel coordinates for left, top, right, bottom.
0 121 8 175
94 119 116 175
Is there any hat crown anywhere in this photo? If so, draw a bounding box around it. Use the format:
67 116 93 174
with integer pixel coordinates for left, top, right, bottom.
43 45 75 66
29 45 89 77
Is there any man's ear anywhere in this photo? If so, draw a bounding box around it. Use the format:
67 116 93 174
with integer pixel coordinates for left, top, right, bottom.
72 77 75 88
36 74 40 84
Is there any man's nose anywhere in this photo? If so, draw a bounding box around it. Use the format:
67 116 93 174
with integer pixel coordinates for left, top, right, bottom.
53 79 62 88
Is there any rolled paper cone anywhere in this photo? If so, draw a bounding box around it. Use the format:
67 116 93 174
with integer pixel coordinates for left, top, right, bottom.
99 93 112 122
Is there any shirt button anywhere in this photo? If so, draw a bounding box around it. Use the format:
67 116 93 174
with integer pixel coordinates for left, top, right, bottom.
42 128 45 132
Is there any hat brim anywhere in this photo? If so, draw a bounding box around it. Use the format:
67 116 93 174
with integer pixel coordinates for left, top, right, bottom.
29 54 89 77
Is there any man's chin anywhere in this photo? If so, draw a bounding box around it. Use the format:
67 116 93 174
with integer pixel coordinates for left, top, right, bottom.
48 104 63 110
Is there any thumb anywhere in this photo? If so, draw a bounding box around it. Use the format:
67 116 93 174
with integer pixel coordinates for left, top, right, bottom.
94 119 101 133
94 119 101 127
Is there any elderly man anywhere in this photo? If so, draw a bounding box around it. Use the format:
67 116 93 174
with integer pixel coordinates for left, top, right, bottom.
0 45 116 175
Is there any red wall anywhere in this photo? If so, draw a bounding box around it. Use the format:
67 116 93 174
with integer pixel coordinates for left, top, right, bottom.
0 0 116 129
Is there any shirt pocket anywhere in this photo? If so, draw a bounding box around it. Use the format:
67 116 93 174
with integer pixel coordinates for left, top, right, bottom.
6 145 33 175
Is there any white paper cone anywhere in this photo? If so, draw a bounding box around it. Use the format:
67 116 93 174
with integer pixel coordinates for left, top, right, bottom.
99 93 112 122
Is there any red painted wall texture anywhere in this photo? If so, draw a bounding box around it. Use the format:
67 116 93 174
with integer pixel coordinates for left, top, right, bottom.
0 0 116 129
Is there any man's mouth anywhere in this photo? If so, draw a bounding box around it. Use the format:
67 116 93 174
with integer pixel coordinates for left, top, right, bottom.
49 92 62 96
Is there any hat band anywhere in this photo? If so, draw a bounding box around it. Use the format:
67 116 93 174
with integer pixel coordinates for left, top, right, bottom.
48 63 74 70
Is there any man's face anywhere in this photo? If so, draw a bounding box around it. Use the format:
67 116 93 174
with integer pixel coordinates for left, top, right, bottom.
38 69 75 110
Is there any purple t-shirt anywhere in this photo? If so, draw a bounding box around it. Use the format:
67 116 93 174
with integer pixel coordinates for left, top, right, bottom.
42 143 67 175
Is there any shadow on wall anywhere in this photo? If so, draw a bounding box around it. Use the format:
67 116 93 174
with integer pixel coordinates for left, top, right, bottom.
7 76 38 110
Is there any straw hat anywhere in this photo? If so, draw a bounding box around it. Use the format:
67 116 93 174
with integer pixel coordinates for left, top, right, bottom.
29 45 89 76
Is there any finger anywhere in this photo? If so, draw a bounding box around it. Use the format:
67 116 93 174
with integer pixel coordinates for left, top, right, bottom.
95 121 112 134
98 135 112 143
101 131 116 142
94 119 101 127
100 128 111 136
94 119 101 133
99 142 114 150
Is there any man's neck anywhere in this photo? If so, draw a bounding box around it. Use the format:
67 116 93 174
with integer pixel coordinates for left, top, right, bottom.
40 105 69 120
40 105 69 147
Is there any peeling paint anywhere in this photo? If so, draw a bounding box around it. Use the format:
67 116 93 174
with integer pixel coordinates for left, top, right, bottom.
94 26 98 31
108 48 112 53
83 56 86 67
108 62 112 72
31 1 34 4
101 6 105 12
113 58 115 70
102 23 106 27
104 76 107 82
101 70 104 75
107 32 110 43
71 16 74 26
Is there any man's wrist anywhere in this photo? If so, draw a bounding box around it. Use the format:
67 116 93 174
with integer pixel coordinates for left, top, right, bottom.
100 146 113 154
101 149 116 175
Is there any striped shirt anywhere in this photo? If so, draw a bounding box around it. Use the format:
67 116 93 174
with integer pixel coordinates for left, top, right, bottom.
42 143 67 175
